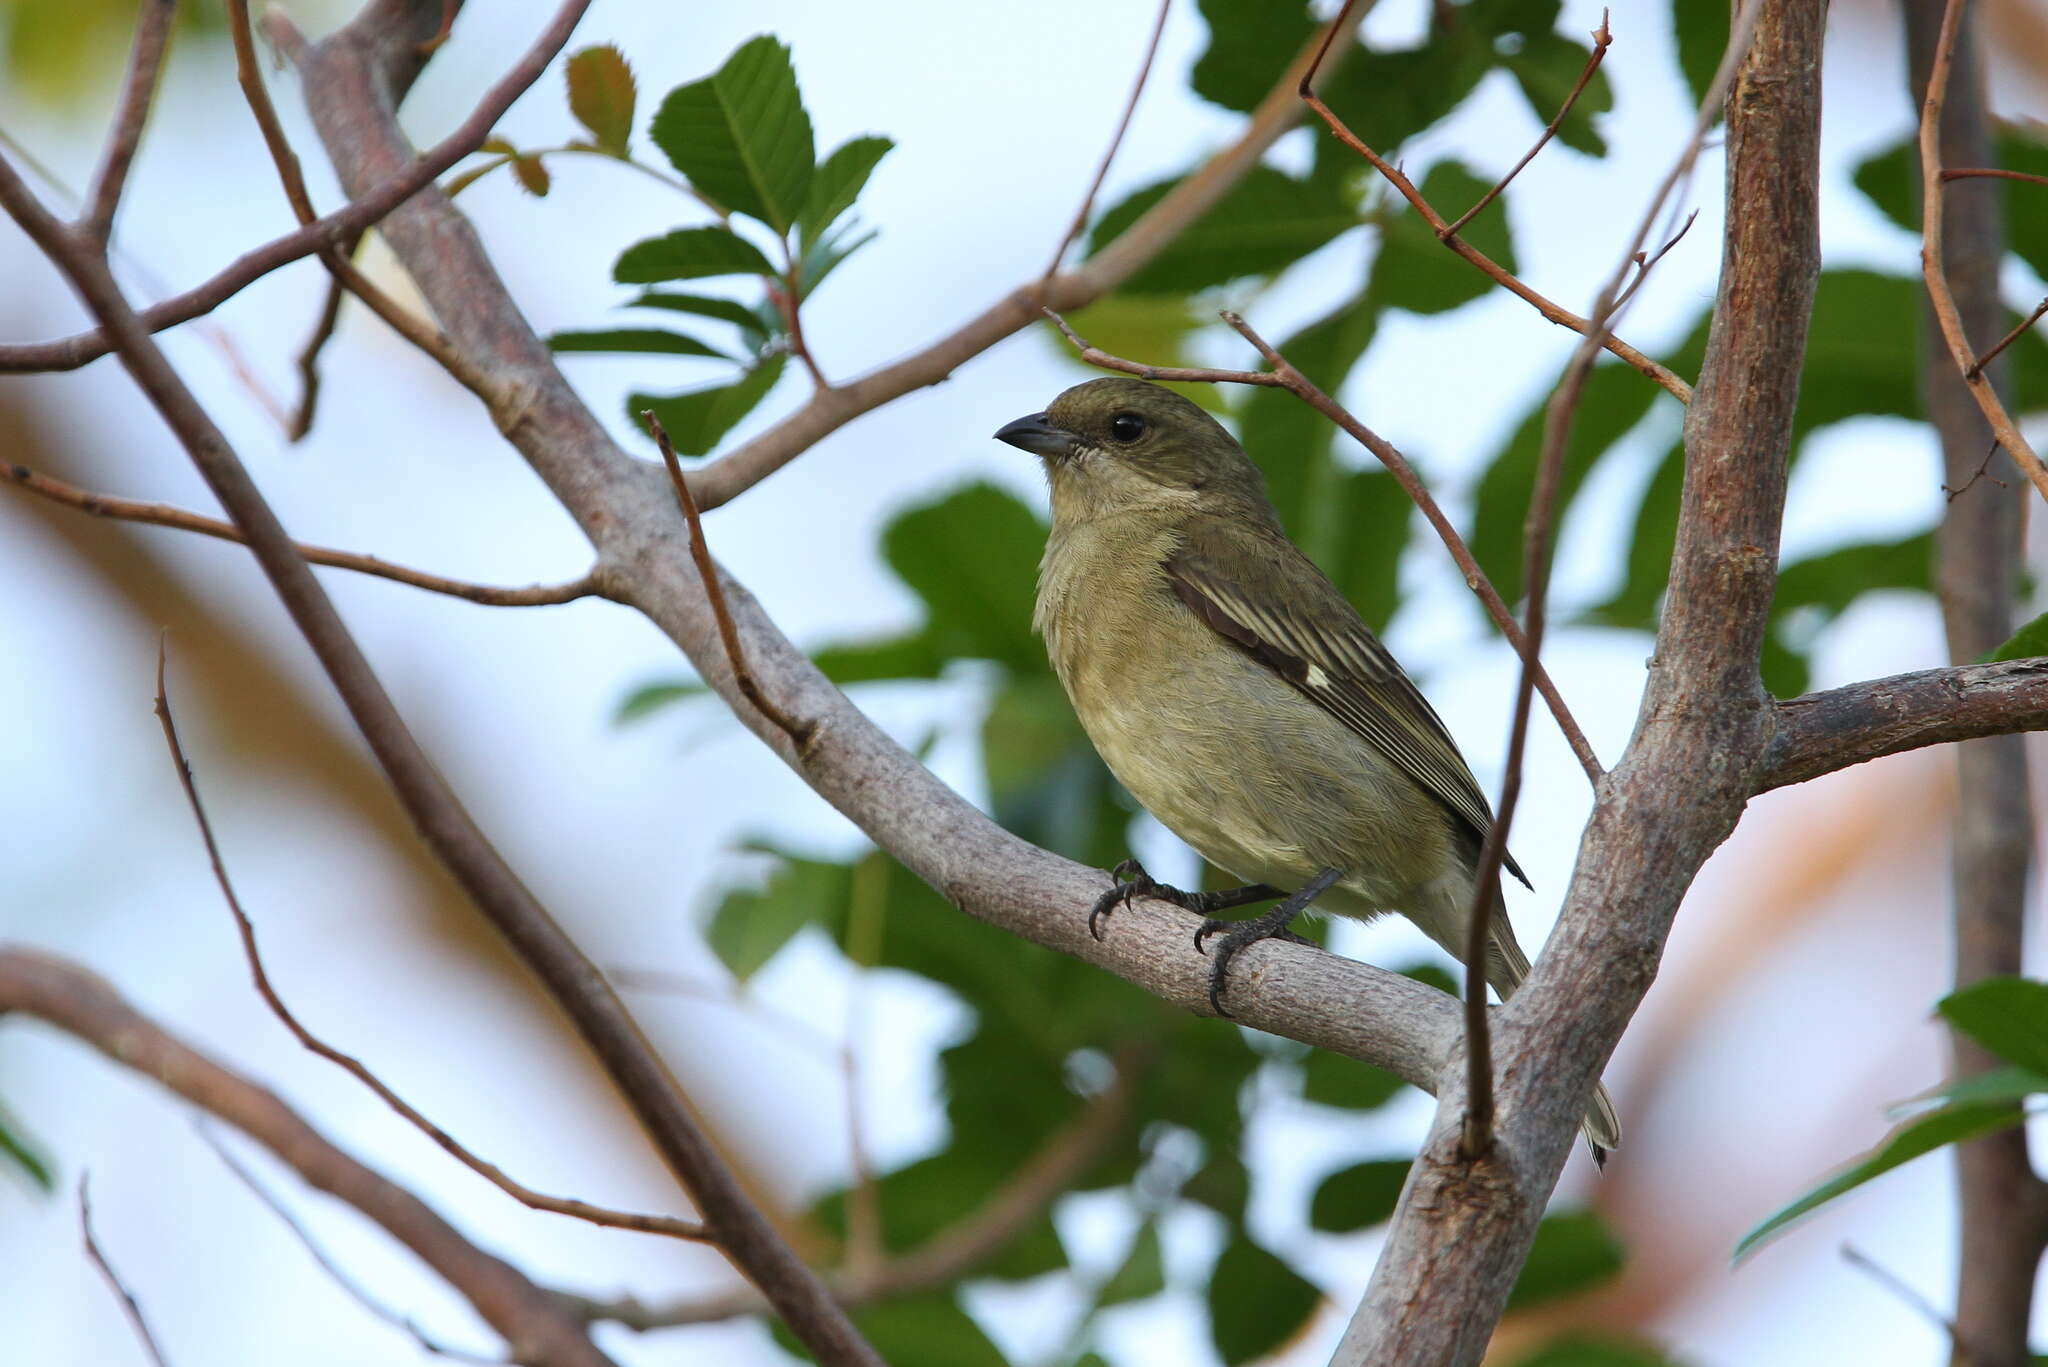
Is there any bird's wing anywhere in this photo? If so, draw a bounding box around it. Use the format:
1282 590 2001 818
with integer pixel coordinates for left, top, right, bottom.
1165 520 1528 889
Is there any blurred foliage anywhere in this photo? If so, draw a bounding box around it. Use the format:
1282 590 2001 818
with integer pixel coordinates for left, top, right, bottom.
0 1098 53 1193
570 1 2048 1361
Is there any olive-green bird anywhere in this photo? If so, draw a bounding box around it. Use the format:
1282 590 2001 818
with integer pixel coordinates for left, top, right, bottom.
995 377 1620 1160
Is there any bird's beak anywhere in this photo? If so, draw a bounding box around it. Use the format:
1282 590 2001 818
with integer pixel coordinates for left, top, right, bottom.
993 412 1074 461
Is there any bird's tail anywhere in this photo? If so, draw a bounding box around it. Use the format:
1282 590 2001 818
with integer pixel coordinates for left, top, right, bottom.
1487 912 1622 1166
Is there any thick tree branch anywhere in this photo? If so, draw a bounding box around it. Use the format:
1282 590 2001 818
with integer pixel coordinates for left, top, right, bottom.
0 949 616 1367
289 0 1465 1100
4 461 603 606
1761 659 2048 792
1335 3 1813 1360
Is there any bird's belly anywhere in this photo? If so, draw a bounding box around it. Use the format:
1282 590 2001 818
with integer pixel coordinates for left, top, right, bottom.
1076 655 1451 912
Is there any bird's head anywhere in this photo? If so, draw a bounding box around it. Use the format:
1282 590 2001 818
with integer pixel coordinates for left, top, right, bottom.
994 378 1276 527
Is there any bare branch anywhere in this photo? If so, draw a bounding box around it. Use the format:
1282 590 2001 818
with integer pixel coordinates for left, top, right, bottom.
1944 166 2048 188
153 653 710 1244
1918 0 2048 504
81 0 175 242
646 411 815 749
79 1175 175 1367
1298 0 1692 404
1968 293 2048 380
1440 10 1612 240
0 0 588 375
1762 658 2048 792
1041 0 1173 283
4 461 603 606
288 266 353 440
0 950 615 1367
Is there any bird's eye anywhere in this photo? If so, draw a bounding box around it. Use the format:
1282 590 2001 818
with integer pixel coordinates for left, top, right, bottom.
1109 412 1146 443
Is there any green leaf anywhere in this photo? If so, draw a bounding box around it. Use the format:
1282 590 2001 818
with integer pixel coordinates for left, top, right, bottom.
800 135 893 246
1504 30 1613 157
1309 1158 1410 1232
703 845 849 979
1047 295 1226 411
879 483 1048 672
650 35 814 232
1735 1102 2028 1260
1316 21 1494 168
1300 1048 1405 1111
630 354 786 457
565 44 636 156
1207 1233 1321 1365
1190 0 1316 113
843 1294 1011 1367
1890 1063 2048 1118
1507 1210 1625 1309
1985 610 2048 663
1510 1333 1678 1367
442 154 513 198
0 1103 53 1192
549 328 729 360
1376 160 1519 316
1671 0 1729 109
626 290 770 333
1854 128 2048 284
614 678 707 723
1099 1221 1166 1305
614 226 777 284
799 220 878 292
1087 165 1358 296
1939 977 2048 1073
1766 533 1934 696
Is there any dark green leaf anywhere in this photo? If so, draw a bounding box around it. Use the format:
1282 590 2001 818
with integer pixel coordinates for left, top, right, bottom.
1736 1102 2027 1260
1207 1233 1321 1365
549 327 729 360
1300 1049 1404 1110
1507 1210 1625 1309
630 354 786 456
626 290 771 334
703 845 848 979
1765 532 1934 696
1316 23 1494 166
880 483 1047 672
799 220 878 292
613 226 777 283
1504 30 1613 157
650 35 814 232
848 1294 1010 1367
1047 295 1226 411
1376 160 1518 316
0 1104 53 1192
565 44 636 156
614 678 707 723
1985 610 2048 663
809 634 948 685
1671 0 1728 109
1087 166 1357 296
1510 1333 1678 1367
1403 961 1459 996
1939 977 2048 1074
1309 1158 1410 1232
800 135 893 245
1099 1221 1166 1305
1854 128 2048 284
1190 0 1316 113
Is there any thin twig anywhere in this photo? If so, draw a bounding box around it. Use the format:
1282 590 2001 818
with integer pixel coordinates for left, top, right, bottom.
79 1175 174 1367
0 0 592 374
1967 293 2048 380
1041 0 1174 284
1943 440 2008 501
1440 10 1612 240
81 0 176 242
1942 166 2048 187
1841 1244 1975 1365
1920 0 2048 503
1043 307 1282 387
228 0 484 393
288 258 354 442
4 462 603 606
153 651 709 1243
1298 0 1691 404
774 242 832 390
645 410 816 749
202 1129 506 1364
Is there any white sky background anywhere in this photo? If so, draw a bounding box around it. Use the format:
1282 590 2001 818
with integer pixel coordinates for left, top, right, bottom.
1 0 2044 1364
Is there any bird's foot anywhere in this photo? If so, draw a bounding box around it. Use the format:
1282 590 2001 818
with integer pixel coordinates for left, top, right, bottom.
1192 866 1344 1016
1086 859 1283 941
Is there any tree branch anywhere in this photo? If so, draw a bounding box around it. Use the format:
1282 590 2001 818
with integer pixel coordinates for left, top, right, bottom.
3 461 604 606
81 0 174 243
79 1174 175 1367
1761 659 2048 790
0 949 616 1367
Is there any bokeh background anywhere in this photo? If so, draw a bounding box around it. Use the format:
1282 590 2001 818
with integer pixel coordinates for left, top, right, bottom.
2 0 2046 1363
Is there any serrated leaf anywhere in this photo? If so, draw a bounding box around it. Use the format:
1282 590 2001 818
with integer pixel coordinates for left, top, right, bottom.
800 135 892 246
1099 1221 1166 1305
509 153 550 197
1309 1158 1409 1232
651 35 814 232
1087 165 1357 296
1735 1102 2026 1260
1507 1210 1625 1309
549 328 729 360
1207 1233 1321 1365
1939 977 2048 1073
1985 610 2048 663
613 226 776 284
630 354 786 457
614 678 707 723
566 44 636 156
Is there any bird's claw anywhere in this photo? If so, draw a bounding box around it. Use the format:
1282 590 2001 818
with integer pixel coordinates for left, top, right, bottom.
1087 858 1155 941
1192 909 1316 1016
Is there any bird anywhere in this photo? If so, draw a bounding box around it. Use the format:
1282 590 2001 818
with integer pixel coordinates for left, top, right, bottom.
994 376 1620 1160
